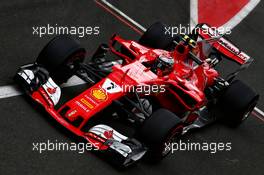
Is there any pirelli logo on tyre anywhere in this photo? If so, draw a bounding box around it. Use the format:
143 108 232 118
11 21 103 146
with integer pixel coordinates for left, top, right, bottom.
91 88 108 101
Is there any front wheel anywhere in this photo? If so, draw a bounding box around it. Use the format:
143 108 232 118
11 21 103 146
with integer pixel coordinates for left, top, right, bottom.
136 108 183 161
36 35 86 84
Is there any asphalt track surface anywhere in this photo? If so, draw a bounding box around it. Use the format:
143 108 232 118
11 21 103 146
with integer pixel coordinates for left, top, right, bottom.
0 0 263 175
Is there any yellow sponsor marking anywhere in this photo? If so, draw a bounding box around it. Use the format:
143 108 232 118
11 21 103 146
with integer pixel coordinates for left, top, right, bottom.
91 88 108 101
80 98 94 109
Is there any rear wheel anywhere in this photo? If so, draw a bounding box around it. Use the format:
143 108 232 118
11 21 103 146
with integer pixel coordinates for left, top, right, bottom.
216 80 259 126
136 108 183 161
36 35 86 84
138 22 176 50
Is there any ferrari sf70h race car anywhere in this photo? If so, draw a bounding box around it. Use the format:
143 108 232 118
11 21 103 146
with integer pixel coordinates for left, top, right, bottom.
15 22 259 167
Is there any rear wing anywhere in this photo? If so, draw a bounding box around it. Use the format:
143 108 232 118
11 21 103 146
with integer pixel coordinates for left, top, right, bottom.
196 24 253 66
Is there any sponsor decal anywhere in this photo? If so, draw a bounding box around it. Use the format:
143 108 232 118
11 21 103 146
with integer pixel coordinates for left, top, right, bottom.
42 78 61 105
91 88 108 101
103 130 114 139
39 87 54 106
80 98 94 109
67 110 77 117
86 132 106 143
218 39 240 55
102 78 122 94
200 24 250 62
47 87 57 94
84 95 98 105
75 101 89 112
218 38 250 61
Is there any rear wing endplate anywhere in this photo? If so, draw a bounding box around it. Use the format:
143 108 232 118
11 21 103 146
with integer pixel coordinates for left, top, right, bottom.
196 24 253 66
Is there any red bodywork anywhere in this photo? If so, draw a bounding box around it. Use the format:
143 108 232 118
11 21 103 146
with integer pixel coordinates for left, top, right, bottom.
29 34 233 149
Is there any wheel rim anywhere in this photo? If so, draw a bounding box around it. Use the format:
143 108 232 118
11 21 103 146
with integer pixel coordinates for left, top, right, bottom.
66 51 85 67
242 100 257 121
242 110 251 121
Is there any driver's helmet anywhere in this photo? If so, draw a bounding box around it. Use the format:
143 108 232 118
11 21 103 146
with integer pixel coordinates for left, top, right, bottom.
155 55 174 75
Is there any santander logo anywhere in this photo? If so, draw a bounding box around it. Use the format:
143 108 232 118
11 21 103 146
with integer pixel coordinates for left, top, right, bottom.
190 0 260 29
47 87 57 94
103 130 114 139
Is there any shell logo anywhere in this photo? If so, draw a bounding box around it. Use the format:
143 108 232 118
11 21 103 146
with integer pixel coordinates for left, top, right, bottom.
91 88 108 101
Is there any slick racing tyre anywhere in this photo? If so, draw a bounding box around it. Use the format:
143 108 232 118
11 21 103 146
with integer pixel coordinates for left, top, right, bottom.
136 108 183 161
217 80 259 126
138 22 176 50
36 35 86 84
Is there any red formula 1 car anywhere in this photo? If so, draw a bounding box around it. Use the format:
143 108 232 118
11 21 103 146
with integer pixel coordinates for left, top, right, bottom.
15 22 259 167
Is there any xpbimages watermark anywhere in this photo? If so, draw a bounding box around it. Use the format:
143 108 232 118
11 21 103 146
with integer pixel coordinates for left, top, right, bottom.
32 140 99 154
120 84 166 95
165 140 232 154
32 24 100 37
164 24 232 37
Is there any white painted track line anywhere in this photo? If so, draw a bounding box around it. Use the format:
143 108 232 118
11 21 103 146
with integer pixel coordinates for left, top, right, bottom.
98 0 146 32
190 0 261 30
0 76 85 99
0 0 263 122
190 0 198 29
222 0 261 30
0 85 22 99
